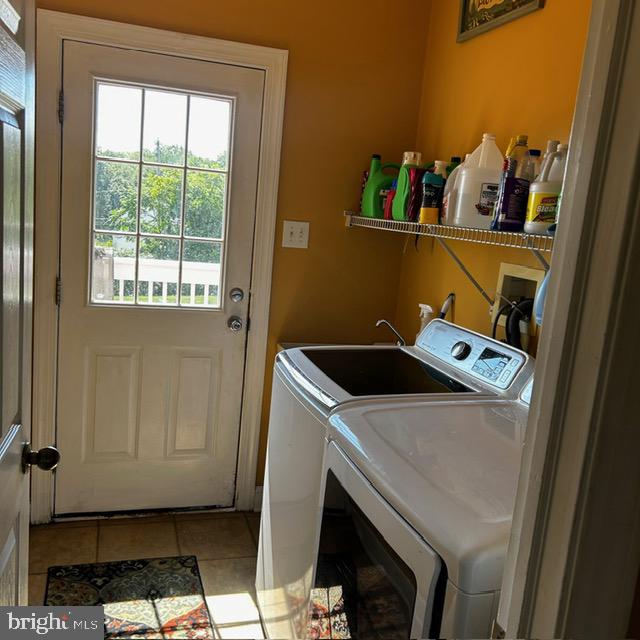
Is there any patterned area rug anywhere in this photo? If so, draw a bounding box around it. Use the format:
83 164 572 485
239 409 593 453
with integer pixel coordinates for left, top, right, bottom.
45 555 214 639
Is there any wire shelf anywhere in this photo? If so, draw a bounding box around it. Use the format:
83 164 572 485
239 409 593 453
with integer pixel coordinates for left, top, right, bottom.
344 212 554 253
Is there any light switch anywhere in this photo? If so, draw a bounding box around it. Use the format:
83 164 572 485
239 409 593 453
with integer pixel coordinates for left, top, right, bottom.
282 220 309 249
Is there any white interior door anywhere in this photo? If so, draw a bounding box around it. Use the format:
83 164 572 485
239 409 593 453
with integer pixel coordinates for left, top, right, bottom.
0 0 34 606
55 41 264 515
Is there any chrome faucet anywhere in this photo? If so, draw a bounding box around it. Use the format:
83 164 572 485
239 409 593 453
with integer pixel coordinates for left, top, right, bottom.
376 319 406 346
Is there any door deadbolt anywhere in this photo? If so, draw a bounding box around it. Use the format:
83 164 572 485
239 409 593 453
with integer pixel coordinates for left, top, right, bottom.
229 287 244 303
227 316 243 332
22 443 60 473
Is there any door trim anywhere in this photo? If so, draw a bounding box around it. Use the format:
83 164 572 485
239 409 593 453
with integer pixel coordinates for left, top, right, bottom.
32 9 288 522
497 0 640 636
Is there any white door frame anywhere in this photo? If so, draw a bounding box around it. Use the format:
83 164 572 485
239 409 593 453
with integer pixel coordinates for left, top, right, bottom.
498 0 640 637
32 9 288 522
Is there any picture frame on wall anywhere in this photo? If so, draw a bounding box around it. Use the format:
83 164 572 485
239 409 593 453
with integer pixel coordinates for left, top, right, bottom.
457 0 545 42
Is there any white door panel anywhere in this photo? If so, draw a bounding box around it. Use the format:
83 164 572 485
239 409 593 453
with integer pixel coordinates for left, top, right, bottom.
55 41 264 514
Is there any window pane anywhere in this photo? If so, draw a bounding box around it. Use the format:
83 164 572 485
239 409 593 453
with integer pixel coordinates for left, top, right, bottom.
92 234 136 304
94 160 139 232
187 97 230 170
137 238 180 305
140 166 183 236
142 90 187 165
184 171 226 239
95 84 142 160
181 241 222 307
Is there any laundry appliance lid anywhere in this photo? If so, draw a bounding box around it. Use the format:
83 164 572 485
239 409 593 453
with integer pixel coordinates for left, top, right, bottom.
327 398 529 594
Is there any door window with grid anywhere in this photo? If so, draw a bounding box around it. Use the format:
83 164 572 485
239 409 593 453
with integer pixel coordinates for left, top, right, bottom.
90 82 232 308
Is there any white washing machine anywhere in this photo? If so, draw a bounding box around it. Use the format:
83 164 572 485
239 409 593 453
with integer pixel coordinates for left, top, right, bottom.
256 320 533 638
315 385 531 639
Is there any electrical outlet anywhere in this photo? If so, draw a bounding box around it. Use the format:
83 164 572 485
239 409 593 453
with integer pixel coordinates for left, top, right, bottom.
282 220 309 249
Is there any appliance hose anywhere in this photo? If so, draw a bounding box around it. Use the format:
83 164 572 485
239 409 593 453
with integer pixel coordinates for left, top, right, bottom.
505 298 534 350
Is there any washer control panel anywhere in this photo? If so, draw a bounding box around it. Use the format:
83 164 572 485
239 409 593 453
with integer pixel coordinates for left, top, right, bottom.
417 320 527 390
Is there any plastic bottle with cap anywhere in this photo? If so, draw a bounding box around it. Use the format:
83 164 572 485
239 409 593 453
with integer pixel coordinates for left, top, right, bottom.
417 304 434 343
493 134 534 232
524 143 569 233
442 153 471 225
452 133 503 229
529 149 542 179
419 161 447 225
393 151 424 221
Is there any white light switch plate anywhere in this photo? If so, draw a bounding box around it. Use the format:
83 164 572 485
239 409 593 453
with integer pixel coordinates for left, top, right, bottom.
282 220 309 249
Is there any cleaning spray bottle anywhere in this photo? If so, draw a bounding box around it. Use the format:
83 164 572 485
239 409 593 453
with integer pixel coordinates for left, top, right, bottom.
416 304 434 342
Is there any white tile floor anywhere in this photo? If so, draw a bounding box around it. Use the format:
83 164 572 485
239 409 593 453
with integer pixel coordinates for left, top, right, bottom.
29 512 264 639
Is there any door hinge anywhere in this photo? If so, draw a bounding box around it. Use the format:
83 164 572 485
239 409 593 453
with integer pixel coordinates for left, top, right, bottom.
57 90 64 124
55 277 62 305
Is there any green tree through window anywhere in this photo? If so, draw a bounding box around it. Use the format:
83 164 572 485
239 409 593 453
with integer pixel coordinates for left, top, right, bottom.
94 141 227 263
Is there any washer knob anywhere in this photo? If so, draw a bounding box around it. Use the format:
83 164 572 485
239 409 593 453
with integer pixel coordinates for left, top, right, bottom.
451 341 472 361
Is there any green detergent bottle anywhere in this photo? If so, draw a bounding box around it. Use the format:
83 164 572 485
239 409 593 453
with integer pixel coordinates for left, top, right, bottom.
361 155 400 218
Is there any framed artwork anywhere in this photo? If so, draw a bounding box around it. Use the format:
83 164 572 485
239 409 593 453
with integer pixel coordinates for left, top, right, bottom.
458 0 545 42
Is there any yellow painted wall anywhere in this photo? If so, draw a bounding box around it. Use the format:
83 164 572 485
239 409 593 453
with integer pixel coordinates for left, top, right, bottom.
395 0 591 341
36 0 430 482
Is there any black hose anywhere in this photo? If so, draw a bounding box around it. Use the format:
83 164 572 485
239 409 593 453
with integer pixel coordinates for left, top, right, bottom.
492 303 512 340
506 299 534 350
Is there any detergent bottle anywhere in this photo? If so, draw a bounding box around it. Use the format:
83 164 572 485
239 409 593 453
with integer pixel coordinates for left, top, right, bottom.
493 135 535 232
418 161 447 225
361 155 400 218
452 133 503 229
393 151 424 221
524 143 568 234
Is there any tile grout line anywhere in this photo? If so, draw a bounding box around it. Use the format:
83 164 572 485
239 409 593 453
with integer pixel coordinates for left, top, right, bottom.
196 554 258 562
173 515 183 556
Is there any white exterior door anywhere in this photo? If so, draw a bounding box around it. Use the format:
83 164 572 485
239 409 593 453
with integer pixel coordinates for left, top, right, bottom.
55 41 264 514
0 0 34 606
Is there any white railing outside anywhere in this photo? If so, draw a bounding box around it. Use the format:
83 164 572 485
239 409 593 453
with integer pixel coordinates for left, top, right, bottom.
93 254 221 306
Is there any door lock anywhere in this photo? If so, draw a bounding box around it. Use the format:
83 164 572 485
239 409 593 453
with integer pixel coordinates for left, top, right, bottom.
229 287 244 303
22 443 60 473
227 316 243 332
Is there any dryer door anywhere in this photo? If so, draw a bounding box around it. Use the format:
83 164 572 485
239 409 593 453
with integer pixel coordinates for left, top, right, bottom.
312 443 445 639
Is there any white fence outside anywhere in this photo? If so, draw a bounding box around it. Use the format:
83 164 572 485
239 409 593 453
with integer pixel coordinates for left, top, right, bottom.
93 254 221 306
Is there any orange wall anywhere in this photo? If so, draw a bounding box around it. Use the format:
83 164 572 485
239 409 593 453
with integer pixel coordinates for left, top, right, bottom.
36 0 430 482
395 0 591 341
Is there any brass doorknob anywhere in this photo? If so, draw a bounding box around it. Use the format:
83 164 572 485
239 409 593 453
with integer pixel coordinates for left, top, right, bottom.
22 444 60 472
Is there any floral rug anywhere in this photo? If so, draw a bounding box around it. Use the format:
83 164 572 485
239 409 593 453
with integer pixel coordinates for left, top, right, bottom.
45 555 214 639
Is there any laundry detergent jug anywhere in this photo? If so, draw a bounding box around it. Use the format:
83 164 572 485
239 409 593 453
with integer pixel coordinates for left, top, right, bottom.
361 154 400 218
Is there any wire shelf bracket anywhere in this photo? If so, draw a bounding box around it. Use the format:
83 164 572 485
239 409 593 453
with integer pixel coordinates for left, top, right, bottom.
344 211 553 308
